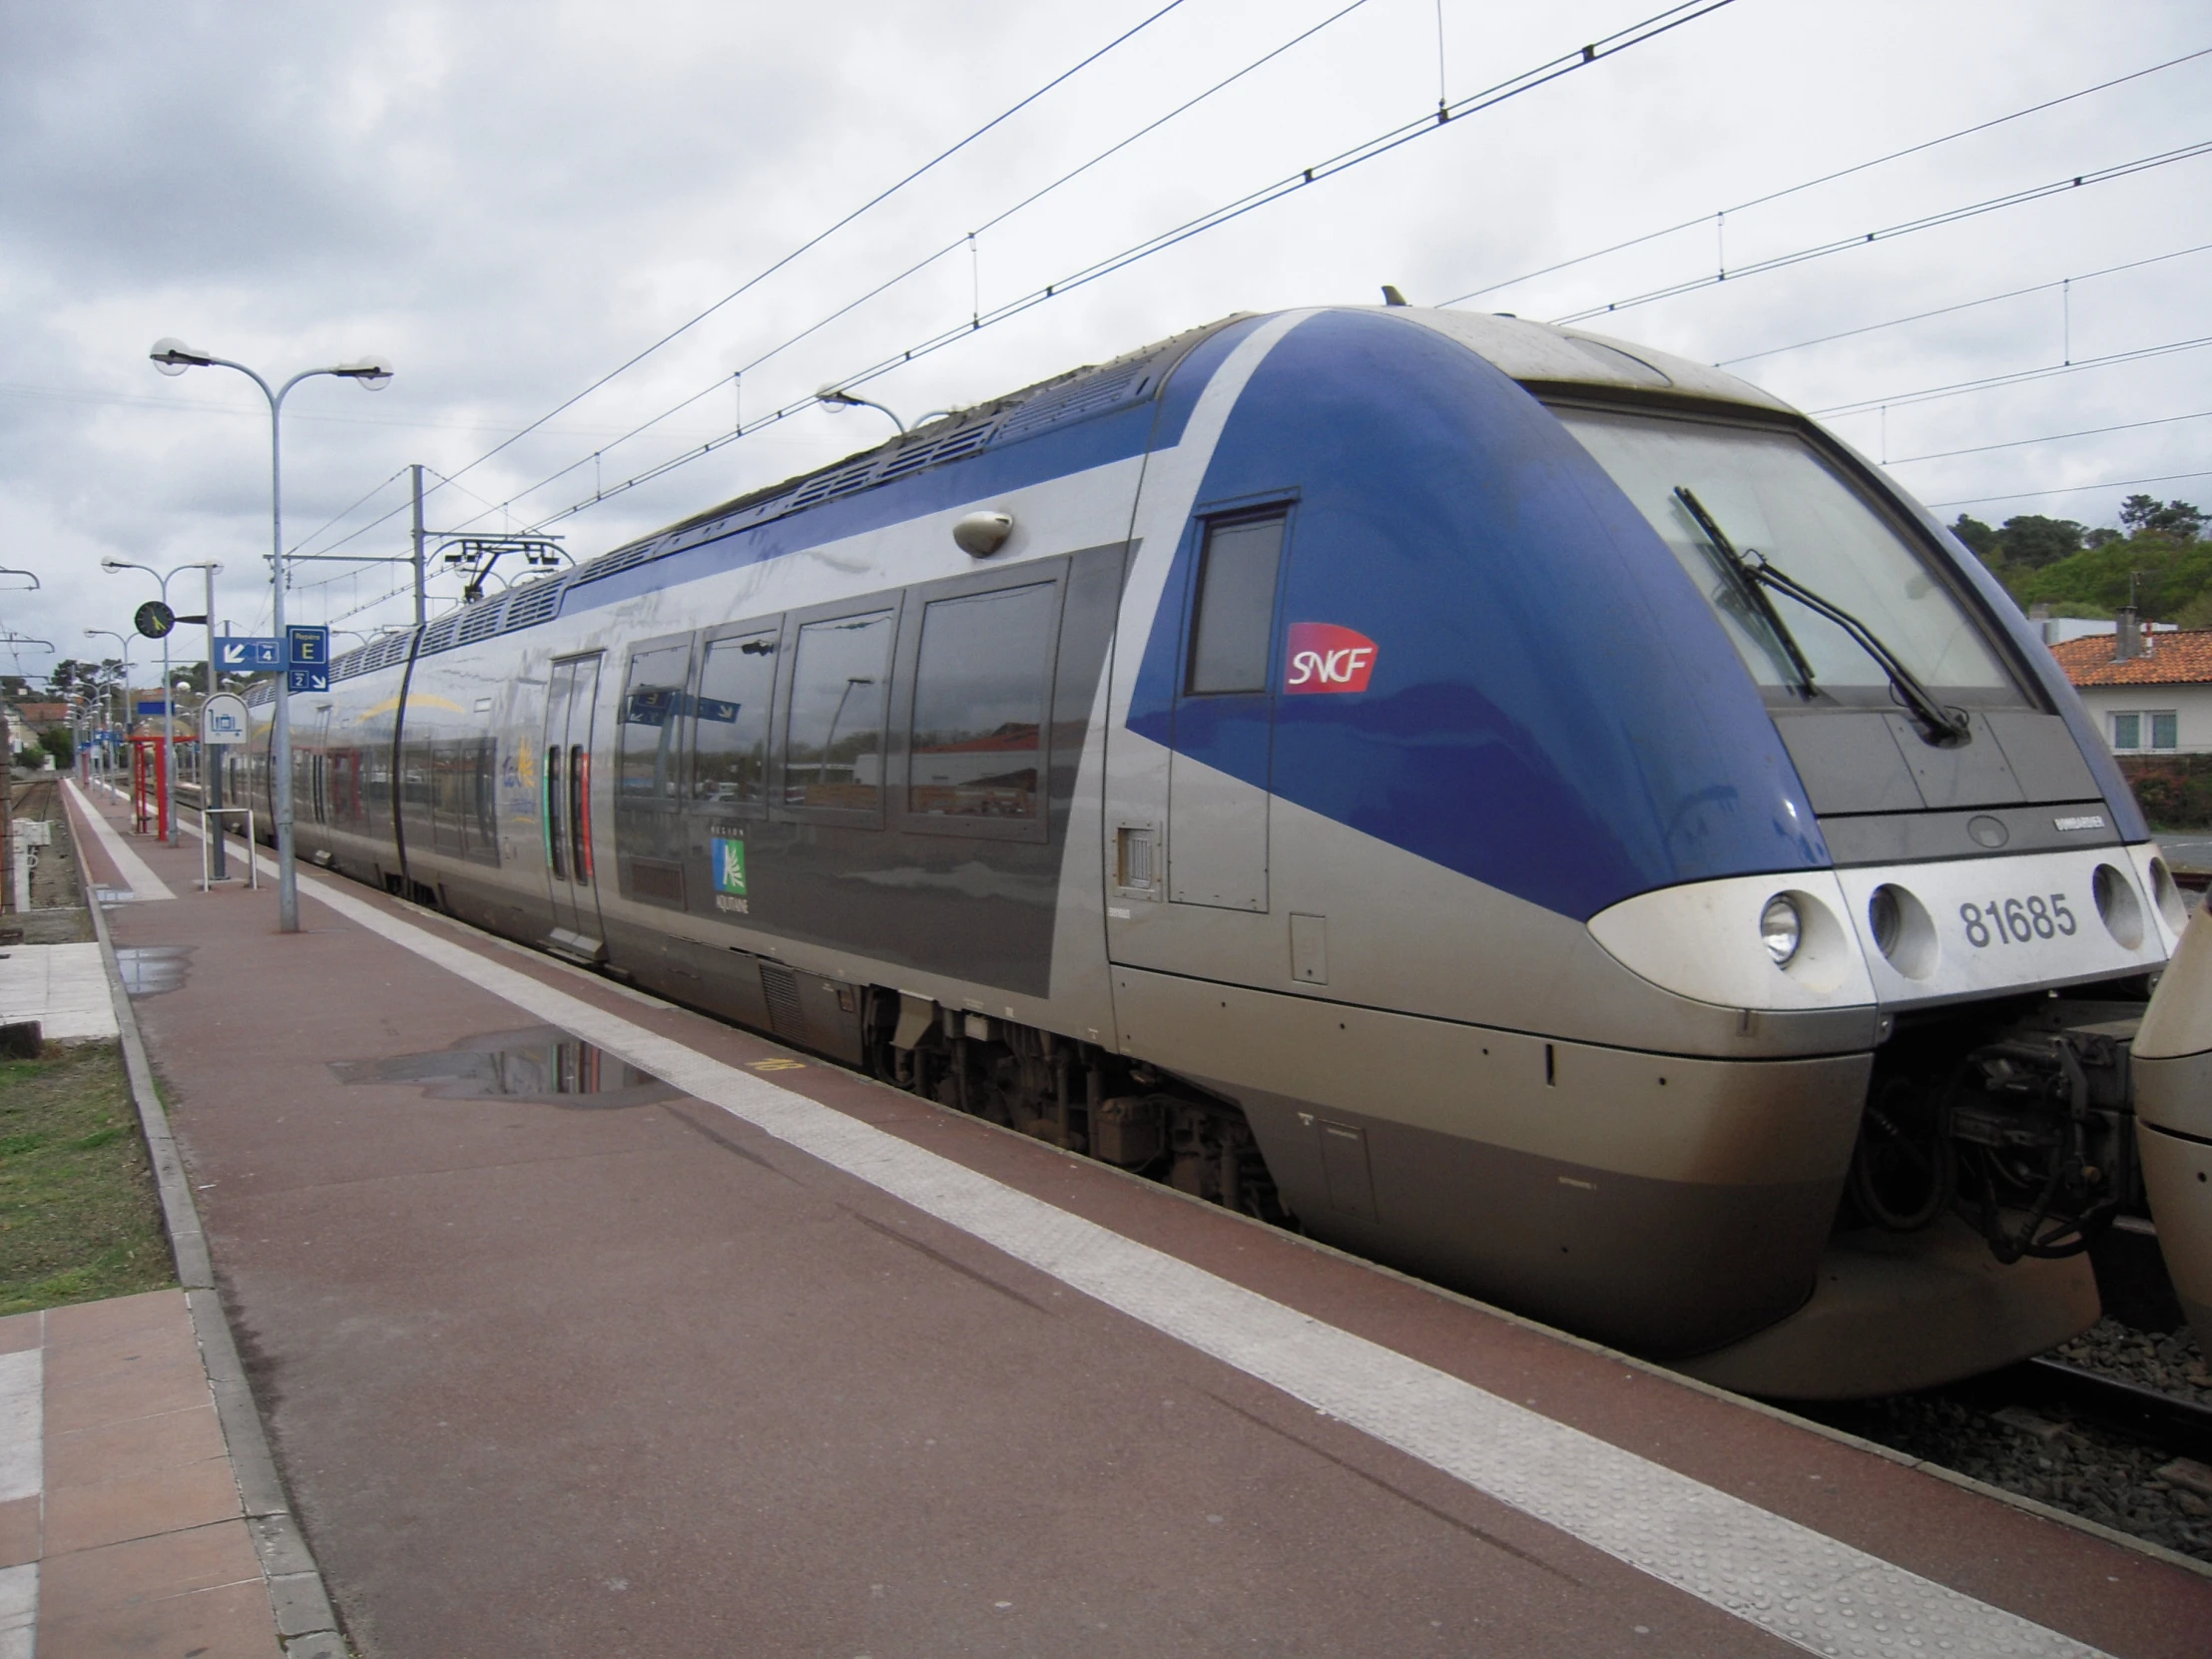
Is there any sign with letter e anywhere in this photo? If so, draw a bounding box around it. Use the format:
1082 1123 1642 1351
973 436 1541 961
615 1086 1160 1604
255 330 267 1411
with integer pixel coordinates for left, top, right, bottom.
286 625 331 693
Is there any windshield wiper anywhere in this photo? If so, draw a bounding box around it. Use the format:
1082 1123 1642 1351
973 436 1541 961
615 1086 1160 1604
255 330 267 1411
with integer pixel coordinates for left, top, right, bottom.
1673 485 1970 746
1673 486 1816 696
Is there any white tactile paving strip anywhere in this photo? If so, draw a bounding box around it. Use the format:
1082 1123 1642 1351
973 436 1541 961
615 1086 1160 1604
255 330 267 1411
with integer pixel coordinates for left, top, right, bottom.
61 779 174 901
0 942 120 1042
0 1343 42 1659
188 826 2118 1659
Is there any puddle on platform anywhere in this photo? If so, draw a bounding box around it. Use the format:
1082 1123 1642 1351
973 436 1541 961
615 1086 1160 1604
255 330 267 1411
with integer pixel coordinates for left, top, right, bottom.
115 946 193 995
329 1026 677 1109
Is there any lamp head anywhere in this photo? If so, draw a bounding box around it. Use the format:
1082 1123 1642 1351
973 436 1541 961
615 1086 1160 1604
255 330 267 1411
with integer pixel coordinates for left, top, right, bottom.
99 557 123 573
817 385 861 410
149 337 214 376
334 356 394 390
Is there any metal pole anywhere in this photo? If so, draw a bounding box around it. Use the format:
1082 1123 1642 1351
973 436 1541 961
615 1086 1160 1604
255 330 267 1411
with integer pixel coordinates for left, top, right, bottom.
205 564 226 880
411 463 427 629
271 380 296 931
161 577 175 846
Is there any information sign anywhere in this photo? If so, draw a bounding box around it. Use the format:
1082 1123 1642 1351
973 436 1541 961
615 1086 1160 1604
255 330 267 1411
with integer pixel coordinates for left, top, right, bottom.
216 636 283 671
286 625 330 694
201 693 251 746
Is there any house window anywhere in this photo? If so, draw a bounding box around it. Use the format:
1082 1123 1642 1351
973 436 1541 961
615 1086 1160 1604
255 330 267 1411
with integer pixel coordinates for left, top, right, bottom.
2110 710 2178 752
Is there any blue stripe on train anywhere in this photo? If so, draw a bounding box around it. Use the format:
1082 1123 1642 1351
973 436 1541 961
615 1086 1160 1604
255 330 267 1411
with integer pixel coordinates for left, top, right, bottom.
556 317 1271 619
1126 308 1828 921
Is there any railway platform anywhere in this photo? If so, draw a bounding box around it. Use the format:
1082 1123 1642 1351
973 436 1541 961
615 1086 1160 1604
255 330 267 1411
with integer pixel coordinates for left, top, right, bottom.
56 778 2212 1657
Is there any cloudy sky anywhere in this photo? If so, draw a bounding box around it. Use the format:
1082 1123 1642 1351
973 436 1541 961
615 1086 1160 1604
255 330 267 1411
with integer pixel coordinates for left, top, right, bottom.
2 0 2206 685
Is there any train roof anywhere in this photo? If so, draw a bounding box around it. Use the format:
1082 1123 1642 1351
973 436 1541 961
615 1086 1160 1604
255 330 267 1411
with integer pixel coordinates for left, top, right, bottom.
287 306 1796 699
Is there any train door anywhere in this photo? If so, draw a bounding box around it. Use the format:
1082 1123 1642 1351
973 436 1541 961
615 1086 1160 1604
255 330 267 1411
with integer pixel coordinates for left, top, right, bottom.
1164 509 1287 911
310 708 332 826
543 653 606 957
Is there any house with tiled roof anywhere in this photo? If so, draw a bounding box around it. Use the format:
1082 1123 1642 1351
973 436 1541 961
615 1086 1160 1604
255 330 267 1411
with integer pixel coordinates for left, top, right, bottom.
2048 619 2212 757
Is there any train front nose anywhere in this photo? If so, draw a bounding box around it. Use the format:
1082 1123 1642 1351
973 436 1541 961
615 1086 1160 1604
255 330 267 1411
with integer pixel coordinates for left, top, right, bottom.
2136 901 2212 1340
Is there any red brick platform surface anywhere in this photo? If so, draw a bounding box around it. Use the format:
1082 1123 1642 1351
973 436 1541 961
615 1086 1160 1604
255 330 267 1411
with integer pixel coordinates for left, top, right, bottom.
53 775 2212 1658
1 1292 279 1657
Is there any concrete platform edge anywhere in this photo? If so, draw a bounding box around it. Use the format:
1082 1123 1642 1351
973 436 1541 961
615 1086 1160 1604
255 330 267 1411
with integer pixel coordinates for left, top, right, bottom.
83 877 349 1655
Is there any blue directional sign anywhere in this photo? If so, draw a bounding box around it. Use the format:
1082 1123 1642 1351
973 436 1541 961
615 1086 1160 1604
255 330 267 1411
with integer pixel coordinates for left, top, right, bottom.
215 636 283 671
135 699 168 717
286 625 330 694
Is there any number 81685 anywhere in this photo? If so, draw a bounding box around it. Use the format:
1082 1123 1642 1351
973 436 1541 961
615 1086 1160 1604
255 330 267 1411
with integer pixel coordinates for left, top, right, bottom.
1958 894 2075 948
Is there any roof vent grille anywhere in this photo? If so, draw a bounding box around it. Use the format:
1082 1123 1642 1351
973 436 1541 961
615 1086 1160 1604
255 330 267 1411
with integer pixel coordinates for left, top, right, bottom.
993 365 1152 443
502 580 564 632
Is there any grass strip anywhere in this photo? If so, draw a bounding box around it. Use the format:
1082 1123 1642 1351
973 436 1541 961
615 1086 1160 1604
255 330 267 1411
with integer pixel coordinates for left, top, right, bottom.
0 1039 174 1314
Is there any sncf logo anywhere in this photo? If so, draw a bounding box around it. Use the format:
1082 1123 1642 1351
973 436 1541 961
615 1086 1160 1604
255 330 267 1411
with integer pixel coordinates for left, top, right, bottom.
1285 623 1378 695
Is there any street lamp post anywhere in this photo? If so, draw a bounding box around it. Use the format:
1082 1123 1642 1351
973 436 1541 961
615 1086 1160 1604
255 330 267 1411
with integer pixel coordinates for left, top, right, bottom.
817 386 906 433
99 558 219 849
84 629 133 791
149 339 392 931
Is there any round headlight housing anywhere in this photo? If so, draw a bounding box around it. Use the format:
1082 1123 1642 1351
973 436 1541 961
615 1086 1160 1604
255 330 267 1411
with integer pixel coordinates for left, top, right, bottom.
1760 893 1802 965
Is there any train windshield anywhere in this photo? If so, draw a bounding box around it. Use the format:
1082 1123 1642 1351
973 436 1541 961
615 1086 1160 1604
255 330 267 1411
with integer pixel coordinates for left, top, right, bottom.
1556 409 2018 700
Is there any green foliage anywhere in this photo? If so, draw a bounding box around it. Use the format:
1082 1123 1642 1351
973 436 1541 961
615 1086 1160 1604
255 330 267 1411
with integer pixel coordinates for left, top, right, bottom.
1997 532 2212 622
1951 514 1998 557
2119 755 2212 831
0 1042 173 1316
39 729 74 768
2119 495 2206 543
1951 513 2086 570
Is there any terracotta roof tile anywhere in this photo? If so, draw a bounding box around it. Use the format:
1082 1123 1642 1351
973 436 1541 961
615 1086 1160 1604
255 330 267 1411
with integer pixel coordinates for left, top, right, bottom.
2048 628 2212 687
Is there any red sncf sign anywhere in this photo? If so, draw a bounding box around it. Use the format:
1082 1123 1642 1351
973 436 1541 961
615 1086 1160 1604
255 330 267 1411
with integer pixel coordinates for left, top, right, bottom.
1285 623 1378 695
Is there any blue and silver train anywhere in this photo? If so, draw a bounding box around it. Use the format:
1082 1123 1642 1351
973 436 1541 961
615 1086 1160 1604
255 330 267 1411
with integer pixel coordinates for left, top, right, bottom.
236 305 2201 1397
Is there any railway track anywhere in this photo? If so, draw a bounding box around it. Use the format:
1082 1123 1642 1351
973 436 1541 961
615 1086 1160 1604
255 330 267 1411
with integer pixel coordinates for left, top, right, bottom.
1998 1356 2212 1465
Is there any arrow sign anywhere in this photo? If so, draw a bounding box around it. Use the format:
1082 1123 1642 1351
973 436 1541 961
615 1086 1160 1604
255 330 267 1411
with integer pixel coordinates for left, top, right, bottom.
216 636 282 670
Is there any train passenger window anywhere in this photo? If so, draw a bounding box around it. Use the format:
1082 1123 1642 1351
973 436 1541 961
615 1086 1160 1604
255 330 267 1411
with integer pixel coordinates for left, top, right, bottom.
1187 514 1284 695
691 632 777 806
618 643 691 800
784 609 893 812
908 582 1054 821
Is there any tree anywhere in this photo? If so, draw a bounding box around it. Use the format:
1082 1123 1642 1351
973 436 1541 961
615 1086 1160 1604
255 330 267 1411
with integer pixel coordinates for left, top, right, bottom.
1950 514 1999 559
2086 527 2123 549
47 659 93 696
1993 515 2084 569
2118 495 2205 543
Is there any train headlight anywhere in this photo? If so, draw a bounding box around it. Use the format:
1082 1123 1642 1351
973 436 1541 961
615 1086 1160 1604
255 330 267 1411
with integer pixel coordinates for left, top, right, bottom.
1760 894 1802 965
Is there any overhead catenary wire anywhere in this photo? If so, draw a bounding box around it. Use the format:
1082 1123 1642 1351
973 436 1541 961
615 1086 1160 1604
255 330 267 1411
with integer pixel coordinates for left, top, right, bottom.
1437 43 2212 308
443 0 1382 536
1882 408 2212 467
273 1 1204 565
1810 333 2212 418
421 0 1193 501
508 0 1745 535
285 465 412 559
1545 140 2212 326
1713 241 2212 367
1929 468 2212 510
